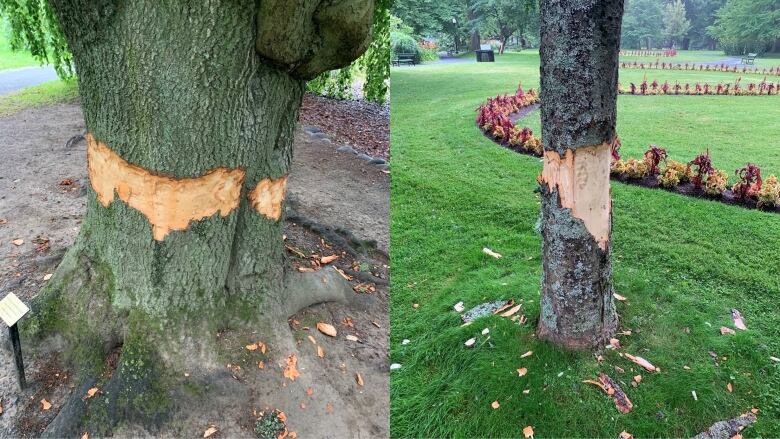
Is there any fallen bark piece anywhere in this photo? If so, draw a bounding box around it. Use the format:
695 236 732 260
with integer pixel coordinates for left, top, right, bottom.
491 400 500 409
521 351 533 358
613 293 627 301
454 301 465 312
11 239 23 246
618 431 633 439
692 412 757 439
41 399 52 411
461 299 513 323
523 425 534 438
203 426 218 438
720 326 736 335
633 375 641 384
355 373 364 387
464 338 476 348
283 354 300 381
500 304 523 318
591 373 633 414
316 322 337 337
43 274 52 281
346 335 359 342
624 353 658 372
727 383 733 393
85 387 99 399
609 338 622 349
731 309 747 330
517 367 528 377
482 247 502 259
317 346 325 358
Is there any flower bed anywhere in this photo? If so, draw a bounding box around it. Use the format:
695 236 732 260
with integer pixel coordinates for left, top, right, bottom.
476 85 780 213
620 60 780 77
620 49 677 57
618 78 780 95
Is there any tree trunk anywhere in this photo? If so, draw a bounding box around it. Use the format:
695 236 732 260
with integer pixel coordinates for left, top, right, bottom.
26 0 373 434
467 1 481 51
500 35 507 54
773 37 780 53
536 0 623 350
682 37 691 50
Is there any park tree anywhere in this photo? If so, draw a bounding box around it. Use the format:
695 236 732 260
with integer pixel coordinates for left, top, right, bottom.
536 0 623 349
708 0 780 54
621 0 663 49
682 0 726 50
663 0 692 47
473 0 537 53
4 0 377 434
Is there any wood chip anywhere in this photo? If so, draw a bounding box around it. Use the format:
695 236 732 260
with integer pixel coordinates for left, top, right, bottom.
522 389 530 394
482 247 502 259
720 326 736 335
517 367 528 377
43 274 52 281
732 309 747 330
11 239 23 246
346 335 359 342
203 426 218 438
770 356 780 363
454 301 465 312
633 375 641 384
464 338 476 348
613 293 627 301
317 346 325 358
618 431 633 439
491 400 500 409
307 335 317 345
521 351 533 358
258 361 265 369
283 354 300 381
692 390 698 401
85 387 99 399
320 255 339 264
624 353 657 372
41 399 52 411
246 343 258 351
609 338 622 349
317 322 337 337
727 382 733 393
523 425 534 438
356 373 364 387
501 304 522 318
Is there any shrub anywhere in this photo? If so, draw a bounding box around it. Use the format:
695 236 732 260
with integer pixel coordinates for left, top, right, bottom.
658 166 681 188
704 169 729 196
732 163 762 200
420 47 439 62
391 32 422 63
525 136 543 156
623 158 649 179
643 145 667 176
756 175 780 208
688 151 714 189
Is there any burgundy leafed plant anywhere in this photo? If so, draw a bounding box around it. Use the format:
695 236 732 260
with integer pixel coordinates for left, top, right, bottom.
688 150 714 189
733 163 762 200
643 145 667 175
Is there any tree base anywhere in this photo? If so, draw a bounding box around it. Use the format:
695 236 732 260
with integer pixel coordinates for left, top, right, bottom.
23 235 356 437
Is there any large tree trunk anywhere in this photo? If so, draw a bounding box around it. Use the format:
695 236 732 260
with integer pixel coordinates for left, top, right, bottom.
25 0 373 434
536 0 623 350
467 0 481 51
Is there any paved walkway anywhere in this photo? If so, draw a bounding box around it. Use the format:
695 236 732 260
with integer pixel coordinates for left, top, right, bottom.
0 65 58 95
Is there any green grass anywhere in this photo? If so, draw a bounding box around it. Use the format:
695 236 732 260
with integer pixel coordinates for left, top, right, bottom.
390 51 780 438
620 49 780 68
0 32 39 71
0 79 79 116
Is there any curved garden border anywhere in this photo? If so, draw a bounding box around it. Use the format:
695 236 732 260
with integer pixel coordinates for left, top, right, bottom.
619 60 780 77
476 85 780 214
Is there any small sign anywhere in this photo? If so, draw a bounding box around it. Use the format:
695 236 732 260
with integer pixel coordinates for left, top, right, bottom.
0 293 29 327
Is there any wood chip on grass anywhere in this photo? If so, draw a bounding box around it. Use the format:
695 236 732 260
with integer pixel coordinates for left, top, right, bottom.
583 373 633 414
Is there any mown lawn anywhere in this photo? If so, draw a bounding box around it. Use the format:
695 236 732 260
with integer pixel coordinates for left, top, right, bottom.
0 79 78 116
619 49 780 68
390 51 780 438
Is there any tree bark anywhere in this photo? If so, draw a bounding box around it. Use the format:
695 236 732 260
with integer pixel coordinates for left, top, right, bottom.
25 0 373 433
467 0 481 51
536 0 623 350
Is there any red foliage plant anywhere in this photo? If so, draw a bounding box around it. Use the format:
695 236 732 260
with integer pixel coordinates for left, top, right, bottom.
611 136 622 161
688 150 714 189
643 145 667 175
733 163 763 200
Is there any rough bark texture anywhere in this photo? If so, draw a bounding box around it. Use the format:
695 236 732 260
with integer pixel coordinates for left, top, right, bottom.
536 0 623 350
23 0 373 434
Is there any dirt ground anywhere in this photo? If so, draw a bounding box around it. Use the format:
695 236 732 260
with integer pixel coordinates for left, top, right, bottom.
0 99 389 438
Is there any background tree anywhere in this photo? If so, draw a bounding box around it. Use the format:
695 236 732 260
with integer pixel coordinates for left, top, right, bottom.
708 0 780 54
663 0 692 47
6 0 377 434
474 0 538 53
682 0 726 50
537 0 623 349
621 0 663 49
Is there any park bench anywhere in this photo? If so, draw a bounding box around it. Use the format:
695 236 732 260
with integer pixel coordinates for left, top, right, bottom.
742 53 757 65
393 53 417 66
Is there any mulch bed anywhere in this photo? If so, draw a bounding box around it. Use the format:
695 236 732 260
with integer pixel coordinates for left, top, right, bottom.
299 93 389 160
